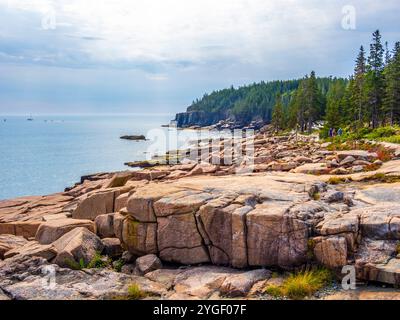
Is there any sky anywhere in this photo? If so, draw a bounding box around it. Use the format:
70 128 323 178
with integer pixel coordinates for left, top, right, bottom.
0 0 399 115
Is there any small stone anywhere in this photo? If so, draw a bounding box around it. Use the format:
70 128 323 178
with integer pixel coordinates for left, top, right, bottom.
136 254 163 274
323 191 344 203
329 159 339 168
330 167 350 175
121 263 138 275
351 165 364 173
340 156 356 167
121 251 136 263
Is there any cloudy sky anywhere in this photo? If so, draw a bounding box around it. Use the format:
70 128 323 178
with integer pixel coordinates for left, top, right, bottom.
0 0 399 115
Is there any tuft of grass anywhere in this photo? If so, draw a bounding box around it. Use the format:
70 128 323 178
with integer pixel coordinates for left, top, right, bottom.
64 252 111 270
396 243 400 256
86 252 112 269
312 192 321 200
65 258 86 270
264 268 333 300
264 284 283 298
327 176 353 185
127 283 147 300
113 259 125 272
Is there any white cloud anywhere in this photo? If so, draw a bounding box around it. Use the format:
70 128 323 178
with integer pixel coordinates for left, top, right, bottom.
0 0 399 114
0 0 348 66
145 73 168 81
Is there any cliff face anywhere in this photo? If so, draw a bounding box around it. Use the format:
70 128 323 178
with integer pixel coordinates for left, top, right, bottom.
174 110 230 128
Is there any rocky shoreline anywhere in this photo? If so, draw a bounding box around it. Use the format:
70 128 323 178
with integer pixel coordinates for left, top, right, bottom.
1 131 400 300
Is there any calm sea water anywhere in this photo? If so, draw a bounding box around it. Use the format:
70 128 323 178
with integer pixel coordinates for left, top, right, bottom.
0 114 180 200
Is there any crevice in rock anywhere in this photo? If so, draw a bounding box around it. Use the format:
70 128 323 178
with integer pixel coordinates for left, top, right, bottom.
192 211 211 262
0 286 13 300
151 202 159 254
243 210 249 267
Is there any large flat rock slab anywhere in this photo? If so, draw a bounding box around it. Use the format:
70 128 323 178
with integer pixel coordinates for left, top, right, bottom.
119 173 319 268
0 255 166 300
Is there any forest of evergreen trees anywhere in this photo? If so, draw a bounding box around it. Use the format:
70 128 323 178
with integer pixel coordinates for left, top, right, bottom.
272 30 400 135
186 30 400 135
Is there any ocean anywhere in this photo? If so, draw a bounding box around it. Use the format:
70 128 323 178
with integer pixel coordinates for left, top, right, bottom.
0 114 203 200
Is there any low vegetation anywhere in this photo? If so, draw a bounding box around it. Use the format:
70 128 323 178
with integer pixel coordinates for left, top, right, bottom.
360 173 400 183
312 192 321 201
127 283 147 300
264 268 333 300
113 259 125 272
65 252 111 270
327 176 353 185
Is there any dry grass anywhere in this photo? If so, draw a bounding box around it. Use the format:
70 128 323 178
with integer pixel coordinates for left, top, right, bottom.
327 176 353 185
264 268 333 300
127 284 147 300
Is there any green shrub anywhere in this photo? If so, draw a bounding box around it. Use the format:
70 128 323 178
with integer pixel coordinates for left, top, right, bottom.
113 259 125 272
65 258 86 270
379 135 400 144
64 252 111 270
86 252 111 269
365 126 398 139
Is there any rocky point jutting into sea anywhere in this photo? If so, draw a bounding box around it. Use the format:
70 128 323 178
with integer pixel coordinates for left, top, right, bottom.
1 127 400 300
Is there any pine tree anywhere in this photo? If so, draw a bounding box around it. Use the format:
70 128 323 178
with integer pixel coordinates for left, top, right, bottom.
383 42 400 125
385 41 391 65
366 30 385 128
304 71 322 133
293 78 308 132
352 46 367 127
271 94 285 131
325 81 346 129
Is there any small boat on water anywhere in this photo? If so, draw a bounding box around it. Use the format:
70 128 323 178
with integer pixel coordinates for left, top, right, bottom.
27 115 34 121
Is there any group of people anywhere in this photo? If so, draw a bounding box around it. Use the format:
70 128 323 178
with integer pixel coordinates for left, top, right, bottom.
329 127 343 138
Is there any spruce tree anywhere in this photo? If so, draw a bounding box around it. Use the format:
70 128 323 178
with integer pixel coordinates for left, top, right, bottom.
366 30 385 128
383 42 400 125
271 94 285 131
304 71 322 133
352 46 367 127
325 81 346 129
